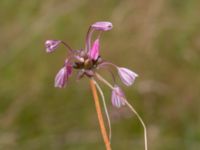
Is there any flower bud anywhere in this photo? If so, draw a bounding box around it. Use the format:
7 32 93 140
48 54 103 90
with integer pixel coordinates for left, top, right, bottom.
45 40 61 53
91 22 113 31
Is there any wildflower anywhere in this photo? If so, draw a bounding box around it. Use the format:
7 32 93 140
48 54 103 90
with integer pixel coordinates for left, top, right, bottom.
111 85 126 108
117 67 138 86
44 21 137 90
54 67 67 88
54 61 72 88
45 21 148 150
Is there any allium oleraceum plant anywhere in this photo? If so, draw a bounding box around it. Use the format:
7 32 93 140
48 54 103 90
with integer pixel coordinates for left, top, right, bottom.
45 21 148 150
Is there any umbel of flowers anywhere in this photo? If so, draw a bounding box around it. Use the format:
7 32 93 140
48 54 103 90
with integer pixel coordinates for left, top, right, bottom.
45 21 147 150
45 21 138 107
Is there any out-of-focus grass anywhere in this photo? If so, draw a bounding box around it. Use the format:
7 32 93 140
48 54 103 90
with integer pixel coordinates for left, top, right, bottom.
0 0 200 149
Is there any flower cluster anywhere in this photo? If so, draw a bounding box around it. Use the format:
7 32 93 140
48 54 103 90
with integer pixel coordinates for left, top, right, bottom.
45 21 138 108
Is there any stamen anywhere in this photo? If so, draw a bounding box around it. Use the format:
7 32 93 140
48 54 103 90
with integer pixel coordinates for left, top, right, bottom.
93 80 112 141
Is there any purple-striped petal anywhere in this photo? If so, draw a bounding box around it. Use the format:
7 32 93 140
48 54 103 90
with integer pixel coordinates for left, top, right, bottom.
118 67 138 86
88 39 100 60
55 67 67 88
91 22 113 31
54 63 73 88
111 85 126 108
45 40 61 53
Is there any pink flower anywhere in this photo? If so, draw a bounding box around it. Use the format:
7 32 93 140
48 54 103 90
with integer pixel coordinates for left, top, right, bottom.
54 64 72 88
88 39 100 60
118 67 138 86
111 85 126 108
45 40 61 53
91 21 113 31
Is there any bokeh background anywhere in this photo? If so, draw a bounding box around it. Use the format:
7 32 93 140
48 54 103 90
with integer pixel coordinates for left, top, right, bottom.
0 0 200 149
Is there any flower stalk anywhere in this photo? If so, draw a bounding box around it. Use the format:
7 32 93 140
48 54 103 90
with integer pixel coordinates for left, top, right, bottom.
90 79 111 150
124 100 148 150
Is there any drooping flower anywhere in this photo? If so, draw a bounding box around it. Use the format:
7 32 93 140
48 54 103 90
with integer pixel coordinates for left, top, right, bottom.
111 85 126 108
117 67 138 86
54 67 67 88
54 61 72 88
45 40 61 53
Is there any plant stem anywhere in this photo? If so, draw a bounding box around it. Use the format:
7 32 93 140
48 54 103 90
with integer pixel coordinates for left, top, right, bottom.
93 80 112 141
90 79 111 150
124 100 148 150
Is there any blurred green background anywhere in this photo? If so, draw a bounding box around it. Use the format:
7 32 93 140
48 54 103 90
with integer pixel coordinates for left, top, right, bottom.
0 0 200 149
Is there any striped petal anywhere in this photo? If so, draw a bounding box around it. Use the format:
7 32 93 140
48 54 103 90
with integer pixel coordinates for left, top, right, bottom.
118 67 138 86
111 85 126 108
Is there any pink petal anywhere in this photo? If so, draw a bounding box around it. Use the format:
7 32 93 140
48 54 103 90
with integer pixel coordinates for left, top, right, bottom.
88 39 100 60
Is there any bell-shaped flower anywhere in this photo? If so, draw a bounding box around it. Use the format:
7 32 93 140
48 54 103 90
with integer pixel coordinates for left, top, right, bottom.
91 21 113 31
117 67 138 86
88 39 100 60
54 64 72 88
45 40 61 53
111 85 126 108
